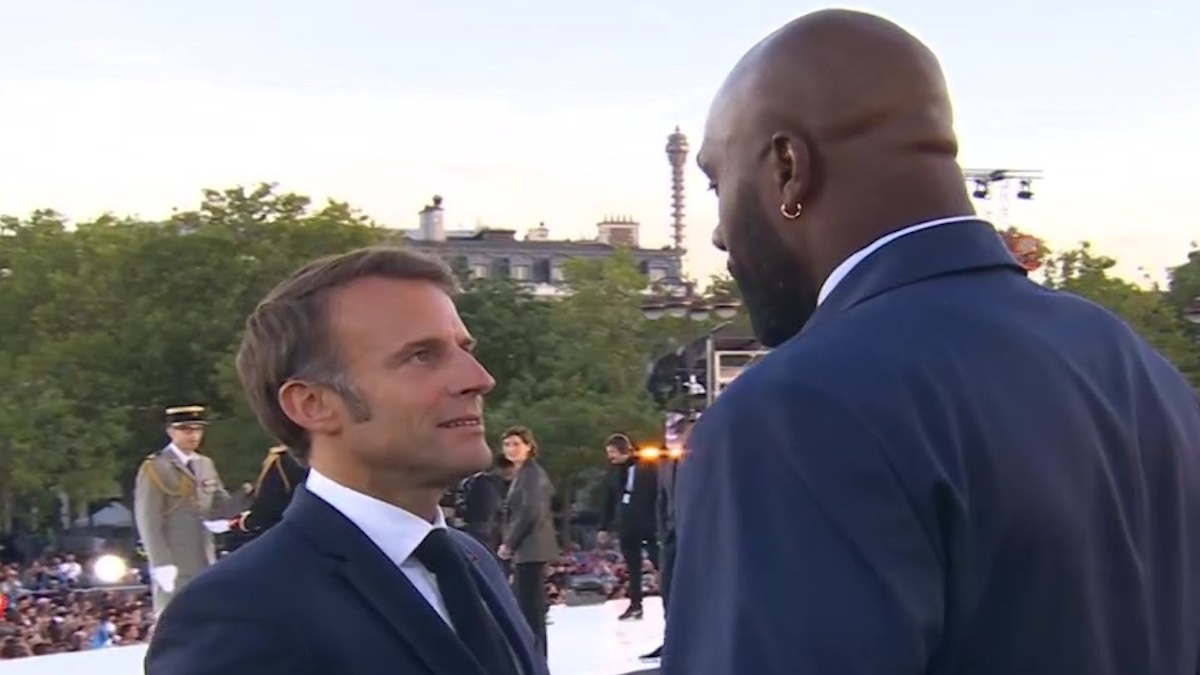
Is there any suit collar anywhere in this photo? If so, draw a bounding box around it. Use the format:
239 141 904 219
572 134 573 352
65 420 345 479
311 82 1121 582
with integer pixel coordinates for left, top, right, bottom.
818 215 980 304
302 468 444 570
448 529 541 675
284 488 487 674
802 219 1024 336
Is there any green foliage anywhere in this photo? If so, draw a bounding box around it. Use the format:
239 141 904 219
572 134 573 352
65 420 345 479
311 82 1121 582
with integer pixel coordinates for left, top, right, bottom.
0 188 708 526
1044 241 1200 386
20 187 1197 528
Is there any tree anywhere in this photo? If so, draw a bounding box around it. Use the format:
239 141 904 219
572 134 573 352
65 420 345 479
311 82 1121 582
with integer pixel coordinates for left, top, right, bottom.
1043 242 1199 384
455 278 555 406
0 185 395 511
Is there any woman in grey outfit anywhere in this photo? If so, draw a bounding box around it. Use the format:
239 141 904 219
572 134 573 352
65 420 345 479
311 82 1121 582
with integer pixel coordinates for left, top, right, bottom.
497 425 558 657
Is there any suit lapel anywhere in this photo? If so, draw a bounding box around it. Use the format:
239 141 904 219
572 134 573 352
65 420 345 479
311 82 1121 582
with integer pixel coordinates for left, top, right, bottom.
802 219 1024 336
285 488 485 675
462 541 538 675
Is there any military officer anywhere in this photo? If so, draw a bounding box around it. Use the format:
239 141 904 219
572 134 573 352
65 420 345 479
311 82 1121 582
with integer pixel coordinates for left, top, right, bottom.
133 405 251 615
228 445 308 538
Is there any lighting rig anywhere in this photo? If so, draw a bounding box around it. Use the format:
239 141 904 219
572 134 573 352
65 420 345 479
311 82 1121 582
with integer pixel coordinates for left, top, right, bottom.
964 168 1042 203
1184 298 1200 325
965 168 1047 272
640 276 740 322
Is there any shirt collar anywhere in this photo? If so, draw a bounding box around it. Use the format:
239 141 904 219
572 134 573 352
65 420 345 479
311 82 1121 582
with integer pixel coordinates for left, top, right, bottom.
304 468 446 569
817 216 978 306
166 444 193 465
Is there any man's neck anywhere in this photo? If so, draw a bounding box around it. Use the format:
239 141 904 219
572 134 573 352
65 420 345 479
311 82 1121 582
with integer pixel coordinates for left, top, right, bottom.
309 454 442 523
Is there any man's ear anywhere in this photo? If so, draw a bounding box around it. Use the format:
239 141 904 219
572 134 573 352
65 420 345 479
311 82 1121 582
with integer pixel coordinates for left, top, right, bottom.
770 132 813 208
278 381 341 437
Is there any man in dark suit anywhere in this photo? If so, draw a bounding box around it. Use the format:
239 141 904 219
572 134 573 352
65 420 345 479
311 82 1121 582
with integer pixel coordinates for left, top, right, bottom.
147 247 548 675
599 433 659 621
641 411 699 661
663 9 1200 675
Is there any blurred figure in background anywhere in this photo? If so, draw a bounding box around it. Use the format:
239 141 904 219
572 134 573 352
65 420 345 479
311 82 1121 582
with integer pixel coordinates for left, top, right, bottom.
462 455 516 553
641 410 700 661
598 433 658 621
498 426 558 658
228 445 309 541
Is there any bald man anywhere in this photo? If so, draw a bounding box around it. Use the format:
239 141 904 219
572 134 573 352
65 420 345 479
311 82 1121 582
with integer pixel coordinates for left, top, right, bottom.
663 9 1200 675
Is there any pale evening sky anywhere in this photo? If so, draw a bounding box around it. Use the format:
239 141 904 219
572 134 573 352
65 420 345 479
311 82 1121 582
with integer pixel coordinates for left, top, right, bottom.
0 0 1196 283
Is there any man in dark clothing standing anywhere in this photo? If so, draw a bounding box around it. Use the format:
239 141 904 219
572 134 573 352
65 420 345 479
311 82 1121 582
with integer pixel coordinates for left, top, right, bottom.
462 456 516 552
641 411 700 661
599 433 658 621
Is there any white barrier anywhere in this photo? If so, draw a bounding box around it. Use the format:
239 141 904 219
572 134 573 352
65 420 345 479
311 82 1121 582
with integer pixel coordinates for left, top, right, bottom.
0 599 664 675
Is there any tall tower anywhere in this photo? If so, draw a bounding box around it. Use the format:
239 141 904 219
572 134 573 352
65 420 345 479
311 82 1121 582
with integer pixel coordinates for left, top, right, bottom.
665 126 689 256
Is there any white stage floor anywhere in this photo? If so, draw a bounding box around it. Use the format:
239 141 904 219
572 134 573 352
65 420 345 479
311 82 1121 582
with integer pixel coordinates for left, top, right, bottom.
2 599 663 675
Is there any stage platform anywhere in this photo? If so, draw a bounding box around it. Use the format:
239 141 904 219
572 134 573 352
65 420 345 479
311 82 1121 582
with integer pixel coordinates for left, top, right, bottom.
2 598 664 675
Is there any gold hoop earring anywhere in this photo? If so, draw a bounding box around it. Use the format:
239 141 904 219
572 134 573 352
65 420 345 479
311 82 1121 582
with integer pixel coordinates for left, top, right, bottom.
780 203 802 220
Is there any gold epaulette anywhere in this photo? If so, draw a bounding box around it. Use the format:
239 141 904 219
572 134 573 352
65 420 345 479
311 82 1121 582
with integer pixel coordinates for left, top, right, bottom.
139 453 193 515
268 447 286 455
253 451 283 495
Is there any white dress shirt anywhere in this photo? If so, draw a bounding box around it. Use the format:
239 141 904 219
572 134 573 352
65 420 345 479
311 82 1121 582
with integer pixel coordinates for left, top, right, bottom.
817 215 979 305
304 468 453 627
167 443 195 468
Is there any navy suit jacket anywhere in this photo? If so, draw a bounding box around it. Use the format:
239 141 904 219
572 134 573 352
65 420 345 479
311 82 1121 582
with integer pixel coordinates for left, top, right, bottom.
662 220 1200 675
146 487 549 675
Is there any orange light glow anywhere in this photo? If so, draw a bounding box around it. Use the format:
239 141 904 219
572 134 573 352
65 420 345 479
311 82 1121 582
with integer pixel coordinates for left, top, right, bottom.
637 447 663 461
666 447 684 460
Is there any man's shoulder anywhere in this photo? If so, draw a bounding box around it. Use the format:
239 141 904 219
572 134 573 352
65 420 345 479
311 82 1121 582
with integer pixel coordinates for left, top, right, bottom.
449 527 491 558
205 524 312 585
448 529 506 577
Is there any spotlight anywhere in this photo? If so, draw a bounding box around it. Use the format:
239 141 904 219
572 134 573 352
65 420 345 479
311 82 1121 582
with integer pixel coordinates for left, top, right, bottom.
1017 180 1034 200
91 554 128 585
972 180 989 199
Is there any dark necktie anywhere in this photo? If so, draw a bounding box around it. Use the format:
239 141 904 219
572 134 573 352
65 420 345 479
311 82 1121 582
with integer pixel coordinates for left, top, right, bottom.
412 529 518 675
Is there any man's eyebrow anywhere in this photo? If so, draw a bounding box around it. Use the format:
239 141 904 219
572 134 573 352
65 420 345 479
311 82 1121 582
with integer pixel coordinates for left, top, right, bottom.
385 335 476 365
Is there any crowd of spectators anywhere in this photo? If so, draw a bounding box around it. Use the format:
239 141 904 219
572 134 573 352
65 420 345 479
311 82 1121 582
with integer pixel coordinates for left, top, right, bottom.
1 557 152 660
545 544 660 605
0 543 656 661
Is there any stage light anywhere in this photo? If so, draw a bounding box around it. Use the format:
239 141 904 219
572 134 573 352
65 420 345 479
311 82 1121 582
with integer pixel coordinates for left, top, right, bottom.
641 302 665 320
637 447 663 461
91 554 128 585
972 180 989 199
1017 180 1034 200
712 302 739 320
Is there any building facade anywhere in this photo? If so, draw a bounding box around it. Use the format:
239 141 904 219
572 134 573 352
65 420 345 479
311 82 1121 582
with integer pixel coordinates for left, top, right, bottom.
402 196 682 297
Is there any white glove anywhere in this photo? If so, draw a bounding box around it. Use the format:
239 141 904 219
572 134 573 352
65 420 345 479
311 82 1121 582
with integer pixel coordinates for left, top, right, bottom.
151 565 178 593
203 519 231 534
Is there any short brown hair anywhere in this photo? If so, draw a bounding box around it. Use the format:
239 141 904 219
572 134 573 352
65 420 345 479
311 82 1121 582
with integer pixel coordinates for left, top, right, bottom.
501 425 539 457
605 432 635 454
236 246 457 454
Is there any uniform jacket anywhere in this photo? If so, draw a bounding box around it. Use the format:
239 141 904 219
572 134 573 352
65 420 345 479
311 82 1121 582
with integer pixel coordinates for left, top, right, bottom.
133 446 248 578
237 447 309 534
